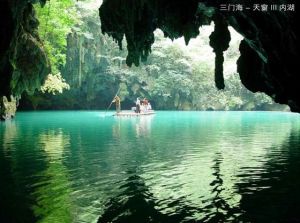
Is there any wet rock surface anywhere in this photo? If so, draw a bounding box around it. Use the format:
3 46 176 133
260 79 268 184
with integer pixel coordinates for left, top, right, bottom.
0 96 17 120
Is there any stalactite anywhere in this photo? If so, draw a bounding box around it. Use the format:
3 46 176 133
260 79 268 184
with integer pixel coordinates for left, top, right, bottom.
214 51 225 89
209 13 231 90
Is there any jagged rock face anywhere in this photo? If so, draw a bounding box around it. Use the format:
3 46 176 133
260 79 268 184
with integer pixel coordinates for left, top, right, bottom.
64 31 106 89
63 24 111 107
100 0 299 112
0 0 50 119
0 96 17 120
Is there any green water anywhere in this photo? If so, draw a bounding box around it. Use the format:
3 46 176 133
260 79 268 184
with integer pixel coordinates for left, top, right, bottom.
0 111 300 223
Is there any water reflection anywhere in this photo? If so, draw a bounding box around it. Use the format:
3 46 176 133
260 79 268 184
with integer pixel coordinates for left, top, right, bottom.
97 169 163 223
0 120 37 222
0 119 74 223
236 128 300 223
112 115 154 139
97 168 196 223
31 129 73 223
135 116 153 137
97 124 300 223
1 120 17 153
204 152 241 222
97 112 300 222
1 111 300 223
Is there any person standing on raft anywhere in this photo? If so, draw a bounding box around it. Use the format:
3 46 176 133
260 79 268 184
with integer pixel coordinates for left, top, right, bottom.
136 97 141 113
112 95 121 113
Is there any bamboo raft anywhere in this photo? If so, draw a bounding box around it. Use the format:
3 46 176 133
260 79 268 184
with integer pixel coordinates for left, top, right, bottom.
113 110 155 117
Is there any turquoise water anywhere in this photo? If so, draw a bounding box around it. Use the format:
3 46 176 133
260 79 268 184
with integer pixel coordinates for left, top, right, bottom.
0 111 300 223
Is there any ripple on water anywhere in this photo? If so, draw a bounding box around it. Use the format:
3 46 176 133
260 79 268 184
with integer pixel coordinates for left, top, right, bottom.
0 111 300 222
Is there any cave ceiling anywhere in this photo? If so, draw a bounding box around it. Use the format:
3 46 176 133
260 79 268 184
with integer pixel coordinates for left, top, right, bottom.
99 0 299 112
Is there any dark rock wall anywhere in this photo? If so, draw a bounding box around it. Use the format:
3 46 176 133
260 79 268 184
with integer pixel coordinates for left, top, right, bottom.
233 7 298 111
0 0 50 119
100 0 299 112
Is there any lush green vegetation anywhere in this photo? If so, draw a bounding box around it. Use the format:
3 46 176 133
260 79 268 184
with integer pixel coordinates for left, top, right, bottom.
97 28 277 111
21 0 287 111
34 0 77 94
35 0 78 74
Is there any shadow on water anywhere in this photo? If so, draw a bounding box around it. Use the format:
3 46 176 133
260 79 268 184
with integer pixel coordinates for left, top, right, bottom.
236 128 300 223
98 128 300 223
0 146 37 223
0 120 73 223
201 152 242 222
97 168 197 223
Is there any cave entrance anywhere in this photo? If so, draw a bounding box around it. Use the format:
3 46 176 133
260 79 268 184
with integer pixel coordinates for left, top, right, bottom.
142 25 287 111
19 0 288 112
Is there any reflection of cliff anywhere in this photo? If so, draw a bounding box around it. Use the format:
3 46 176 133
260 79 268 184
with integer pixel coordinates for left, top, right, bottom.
1 120 17 153
98 168 197 223
0 123 75 222
97 169 164 223
138 112 298 222
32 130 74 223
0 121 37 222
236 128 300 223
205 152 241 222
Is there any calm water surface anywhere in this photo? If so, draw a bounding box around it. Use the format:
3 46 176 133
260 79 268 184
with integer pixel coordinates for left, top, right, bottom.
0 111 300 223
